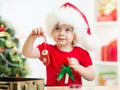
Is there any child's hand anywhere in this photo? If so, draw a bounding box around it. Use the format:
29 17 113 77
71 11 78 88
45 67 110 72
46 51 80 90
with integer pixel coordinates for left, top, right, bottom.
31 27 45 37
67 57 80 72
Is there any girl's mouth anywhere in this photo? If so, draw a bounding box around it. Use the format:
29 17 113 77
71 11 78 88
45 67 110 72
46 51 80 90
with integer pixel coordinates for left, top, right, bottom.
58 38 65 41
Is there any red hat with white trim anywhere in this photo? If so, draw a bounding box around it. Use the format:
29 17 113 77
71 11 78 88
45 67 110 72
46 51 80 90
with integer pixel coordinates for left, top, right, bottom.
46 2 96 51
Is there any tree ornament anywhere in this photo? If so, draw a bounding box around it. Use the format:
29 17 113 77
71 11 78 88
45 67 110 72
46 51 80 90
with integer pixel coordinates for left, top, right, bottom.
0 24 5 31
40 49 50 65
0 47 5 53
32 33 50 65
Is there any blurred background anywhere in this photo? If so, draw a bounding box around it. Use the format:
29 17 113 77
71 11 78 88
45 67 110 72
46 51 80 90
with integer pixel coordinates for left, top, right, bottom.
0 0 120 86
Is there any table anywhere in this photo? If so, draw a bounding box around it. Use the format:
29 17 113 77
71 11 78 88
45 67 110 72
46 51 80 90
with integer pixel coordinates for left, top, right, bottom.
45 86 120 90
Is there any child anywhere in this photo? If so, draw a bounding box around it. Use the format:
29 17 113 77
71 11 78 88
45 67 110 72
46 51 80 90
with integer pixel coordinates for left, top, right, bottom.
22 2 95 86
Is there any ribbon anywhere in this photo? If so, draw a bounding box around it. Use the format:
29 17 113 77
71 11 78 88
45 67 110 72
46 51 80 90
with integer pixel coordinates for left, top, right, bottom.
57 64 74 82
0 32 11 39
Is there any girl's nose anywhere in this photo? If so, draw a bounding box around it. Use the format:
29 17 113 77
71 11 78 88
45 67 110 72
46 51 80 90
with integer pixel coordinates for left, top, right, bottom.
59 29 65 35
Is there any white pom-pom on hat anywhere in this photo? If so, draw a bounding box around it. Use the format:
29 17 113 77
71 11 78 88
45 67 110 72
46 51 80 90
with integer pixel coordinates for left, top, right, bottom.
46 2 96 51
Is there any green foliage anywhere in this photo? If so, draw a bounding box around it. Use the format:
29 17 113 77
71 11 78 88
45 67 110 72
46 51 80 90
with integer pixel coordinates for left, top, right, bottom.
0 16 29 77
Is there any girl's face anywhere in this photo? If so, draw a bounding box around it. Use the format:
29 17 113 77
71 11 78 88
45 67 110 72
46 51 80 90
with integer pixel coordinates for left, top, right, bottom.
52 24 75 47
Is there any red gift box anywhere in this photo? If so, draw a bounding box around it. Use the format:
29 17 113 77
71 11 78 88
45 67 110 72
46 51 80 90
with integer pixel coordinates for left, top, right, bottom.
101 39 117 62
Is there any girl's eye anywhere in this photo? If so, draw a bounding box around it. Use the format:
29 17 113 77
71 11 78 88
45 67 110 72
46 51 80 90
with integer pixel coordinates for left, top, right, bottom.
65 28 72 33
55 27 60 31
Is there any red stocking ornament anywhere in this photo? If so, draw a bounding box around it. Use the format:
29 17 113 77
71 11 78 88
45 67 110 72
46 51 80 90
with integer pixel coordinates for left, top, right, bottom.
40 36 50 65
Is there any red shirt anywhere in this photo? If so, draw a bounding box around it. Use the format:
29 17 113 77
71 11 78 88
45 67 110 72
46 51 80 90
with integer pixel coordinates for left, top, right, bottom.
37 43 92 86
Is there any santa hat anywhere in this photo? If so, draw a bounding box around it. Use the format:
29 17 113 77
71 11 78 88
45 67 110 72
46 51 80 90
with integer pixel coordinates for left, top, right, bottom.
46 2 96 51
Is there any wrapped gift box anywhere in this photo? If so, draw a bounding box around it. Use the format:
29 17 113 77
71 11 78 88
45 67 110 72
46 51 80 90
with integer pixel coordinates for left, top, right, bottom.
101 39 117 62
0 77 44 90
98 72 118 85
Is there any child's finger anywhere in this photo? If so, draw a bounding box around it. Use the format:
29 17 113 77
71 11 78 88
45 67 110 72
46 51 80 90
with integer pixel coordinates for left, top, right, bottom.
67 57 73 65
67 57 70 62
32 27 44 36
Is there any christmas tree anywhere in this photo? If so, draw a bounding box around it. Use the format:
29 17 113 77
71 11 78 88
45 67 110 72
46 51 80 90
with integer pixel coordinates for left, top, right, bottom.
0 16 29 78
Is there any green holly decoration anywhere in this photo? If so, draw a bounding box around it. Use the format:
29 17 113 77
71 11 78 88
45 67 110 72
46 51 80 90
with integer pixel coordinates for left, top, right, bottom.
57 64 74 82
